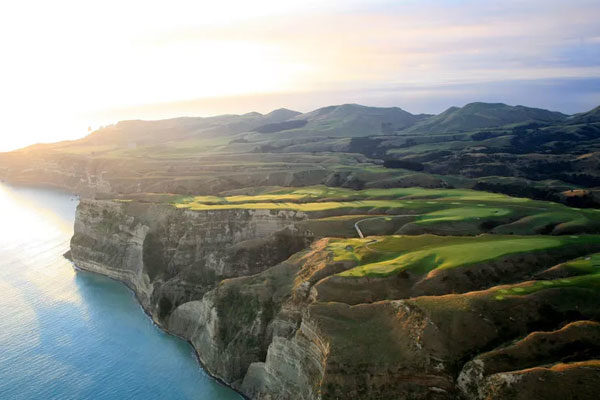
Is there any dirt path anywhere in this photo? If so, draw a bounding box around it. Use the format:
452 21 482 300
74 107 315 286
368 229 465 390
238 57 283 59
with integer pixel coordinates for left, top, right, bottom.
354 214 420 238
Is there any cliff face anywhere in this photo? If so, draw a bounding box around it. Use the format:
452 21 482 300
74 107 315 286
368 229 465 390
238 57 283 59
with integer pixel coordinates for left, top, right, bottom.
0 150 369 197
0 152 113 195
70 199 312 322
167 249 331 396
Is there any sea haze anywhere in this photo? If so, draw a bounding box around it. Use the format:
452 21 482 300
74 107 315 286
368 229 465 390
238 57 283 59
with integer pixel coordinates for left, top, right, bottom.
0 184 241 400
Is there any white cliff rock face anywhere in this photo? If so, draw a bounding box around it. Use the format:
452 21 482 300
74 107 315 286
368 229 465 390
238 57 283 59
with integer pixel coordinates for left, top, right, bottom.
457 366 524 400
167 298 229 376
70 199 311 322
241 320 329 400
168 294 250 384
168 287 329 399
71 200 153 305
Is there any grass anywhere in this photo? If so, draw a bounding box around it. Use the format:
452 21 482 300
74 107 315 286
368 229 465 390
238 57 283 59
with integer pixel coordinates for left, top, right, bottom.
560 252 600 275
297 215 375 237
492 211 591 234
174 199 413 212
169 186 600 236
493 251 600 299
173 186 532 214
477 251 600 300
174 185 530 208
415 206 511 224
335 234 600 277
493 274 600 300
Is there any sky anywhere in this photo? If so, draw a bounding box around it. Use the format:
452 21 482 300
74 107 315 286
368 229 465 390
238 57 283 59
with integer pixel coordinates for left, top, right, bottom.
0 0 599 151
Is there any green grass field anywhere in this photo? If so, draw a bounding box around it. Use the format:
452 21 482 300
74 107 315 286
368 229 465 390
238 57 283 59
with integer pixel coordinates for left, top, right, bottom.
559 252 600 275
334 234 600 277
415 206 511 224
492 274 600 300
171 185 600 235
492 253 600 300
174 185 527 207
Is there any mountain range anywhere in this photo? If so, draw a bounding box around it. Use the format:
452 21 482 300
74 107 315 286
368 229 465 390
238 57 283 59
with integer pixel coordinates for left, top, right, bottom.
1 101 599 206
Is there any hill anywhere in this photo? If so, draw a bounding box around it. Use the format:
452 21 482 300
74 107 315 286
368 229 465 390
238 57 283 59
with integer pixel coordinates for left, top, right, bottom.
82 108 302 146
1 102 599 207
272 103 429 137
568 106 600 125
403 102 567 133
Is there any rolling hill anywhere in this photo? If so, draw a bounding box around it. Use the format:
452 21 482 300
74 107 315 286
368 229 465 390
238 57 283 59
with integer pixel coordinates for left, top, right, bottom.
568 106 600 125
403 102 568 133
1 101 599 207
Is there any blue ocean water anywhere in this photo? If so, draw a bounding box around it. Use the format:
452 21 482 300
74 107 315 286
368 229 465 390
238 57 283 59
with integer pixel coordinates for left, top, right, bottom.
0 184 242 400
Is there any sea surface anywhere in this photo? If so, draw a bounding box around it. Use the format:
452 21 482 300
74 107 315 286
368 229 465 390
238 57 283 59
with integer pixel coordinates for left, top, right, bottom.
0 184 242 400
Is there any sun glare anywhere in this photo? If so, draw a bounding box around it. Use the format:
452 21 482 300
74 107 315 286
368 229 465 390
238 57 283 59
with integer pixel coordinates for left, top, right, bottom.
0 0 598 150
0 0 324 151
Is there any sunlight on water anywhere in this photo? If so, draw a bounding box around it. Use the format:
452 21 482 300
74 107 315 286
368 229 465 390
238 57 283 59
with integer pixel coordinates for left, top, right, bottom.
0 184 241 400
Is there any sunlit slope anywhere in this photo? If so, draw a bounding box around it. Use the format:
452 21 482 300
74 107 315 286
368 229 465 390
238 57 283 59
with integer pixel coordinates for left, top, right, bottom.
333 234 598 277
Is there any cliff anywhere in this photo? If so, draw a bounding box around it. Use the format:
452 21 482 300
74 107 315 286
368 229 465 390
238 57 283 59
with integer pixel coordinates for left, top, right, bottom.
70 199 312 322
70 197 600 399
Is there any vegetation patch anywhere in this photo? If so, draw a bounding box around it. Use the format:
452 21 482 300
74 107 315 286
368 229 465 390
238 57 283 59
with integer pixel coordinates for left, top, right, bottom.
493 251 600 300
170 186 600 235
416 206 511 224
336 235 600 277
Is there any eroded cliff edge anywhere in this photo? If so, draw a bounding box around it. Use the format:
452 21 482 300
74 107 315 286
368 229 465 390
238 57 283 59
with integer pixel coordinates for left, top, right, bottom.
70 199 311 322
70 197 600 400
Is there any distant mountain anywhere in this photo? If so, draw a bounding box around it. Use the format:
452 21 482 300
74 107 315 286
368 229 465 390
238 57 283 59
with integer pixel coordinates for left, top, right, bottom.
404 102 568 133
83 108 303 146
79 102 576 147
3 101 600 208
567 106 600 125
263 108 302 122
251 104 427 137
288 103 428 137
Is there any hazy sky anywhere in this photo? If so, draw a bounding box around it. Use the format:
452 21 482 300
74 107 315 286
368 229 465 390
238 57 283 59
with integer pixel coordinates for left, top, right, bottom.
1 0 599 150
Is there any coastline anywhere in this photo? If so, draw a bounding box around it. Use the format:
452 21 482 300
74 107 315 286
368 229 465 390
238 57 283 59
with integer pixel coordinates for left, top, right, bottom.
70 259 249 400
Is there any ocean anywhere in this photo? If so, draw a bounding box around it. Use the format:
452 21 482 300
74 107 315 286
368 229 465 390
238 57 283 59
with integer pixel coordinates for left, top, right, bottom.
0 184 241 400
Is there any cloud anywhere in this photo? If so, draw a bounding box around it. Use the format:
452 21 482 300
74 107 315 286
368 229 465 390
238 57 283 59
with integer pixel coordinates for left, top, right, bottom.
0 0 599 150
148 0 600 88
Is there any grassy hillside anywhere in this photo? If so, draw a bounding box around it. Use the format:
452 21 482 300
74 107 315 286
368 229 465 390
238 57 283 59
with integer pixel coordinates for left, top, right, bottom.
278 103 428 137
403 102 567 133
568 106 600 124
1 102 600 208
336 234 597 277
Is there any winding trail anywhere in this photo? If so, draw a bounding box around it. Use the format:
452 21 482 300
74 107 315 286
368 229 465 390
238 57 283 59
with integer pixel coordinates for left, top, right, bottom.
354 214 420 238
